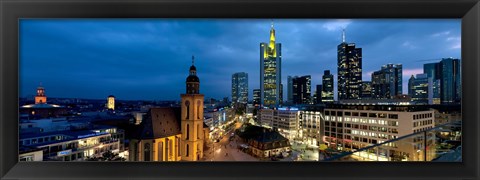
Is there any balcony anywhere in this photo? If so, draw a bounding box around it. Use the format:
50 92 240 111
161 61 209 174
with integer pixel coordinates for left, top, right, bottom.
321 121 461 162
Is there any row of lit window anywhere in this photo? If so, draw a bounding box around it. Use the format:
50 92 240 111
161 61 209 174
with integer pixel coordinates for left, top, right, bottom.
325 116 399 127
325 111 399 119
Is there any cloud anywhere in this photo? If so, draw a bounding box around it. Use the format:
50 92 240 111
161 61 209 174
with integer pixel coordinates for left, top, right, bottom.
20 19 461 100
322 19 352 31
431 31 450 37
445 36 461 49
402 41 416 49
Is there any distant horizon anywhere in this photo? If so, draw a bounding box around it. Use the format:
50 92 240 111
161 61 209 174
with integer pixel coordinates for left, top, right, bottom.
20 19 461 100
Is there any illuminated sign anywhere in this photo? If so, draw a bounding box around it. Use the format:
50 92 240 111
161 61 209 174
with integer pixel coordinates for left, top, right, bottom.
57 149 72 156
278 107 298 111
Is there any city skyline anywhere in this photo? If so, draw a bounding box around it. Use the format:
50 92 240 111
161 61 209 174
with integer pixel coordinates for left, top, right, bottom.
20 19 461 101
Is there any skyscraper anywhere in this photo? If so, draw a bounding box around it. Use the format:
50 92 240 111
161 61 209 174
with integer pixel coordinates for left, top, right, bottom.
231 72 249 104
409 74 432 105
337 29 362 100
408 75 415 98
440 58 461 104
316 85 322 104
292 75 311 104
287 76 293 104
260 22 282 107
423 58 461 104
371 64 402 99
360 81 372 99
253 89 261 107
322 70 334 102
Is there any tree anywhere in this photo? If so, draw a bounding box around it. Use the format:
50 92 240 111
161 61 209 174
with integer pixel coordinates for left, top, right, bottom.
86 150 126 161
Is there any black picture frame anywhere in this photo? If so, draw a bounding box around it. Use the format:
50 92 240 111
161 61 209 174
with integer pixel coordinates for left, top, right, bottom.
1 0 479 179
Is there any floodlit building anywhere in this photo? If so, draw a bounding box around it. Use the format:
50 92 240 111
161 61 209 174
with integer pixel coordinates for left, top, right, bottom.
35 84 47 104
323 104 435 161
107 95 115 110
299 110 323 146
129 57 209 162
260 22 282 107
237 125 291 158
258 108 299 141
20 85 67 119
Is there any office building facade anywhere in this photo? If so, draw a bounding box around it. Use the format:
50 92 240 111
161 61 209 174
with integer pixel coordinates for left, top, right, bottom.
292 75 312 105
323 105 435 161
253 89 261 107
371 64 403 99
322 70 334 102
423 58 461 104
360 81 372 99
408 74 433 105
337 30 362 100
260 23 282 107
232 72 249 104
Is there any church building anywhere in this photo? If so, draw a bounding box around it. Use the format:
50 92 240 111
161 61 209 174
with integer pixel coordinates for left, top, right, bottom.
129 57 209 161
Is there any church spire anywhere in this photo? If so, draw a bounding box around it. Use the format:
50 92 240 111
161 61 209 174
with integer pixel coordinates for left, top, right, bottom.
186 55 200 94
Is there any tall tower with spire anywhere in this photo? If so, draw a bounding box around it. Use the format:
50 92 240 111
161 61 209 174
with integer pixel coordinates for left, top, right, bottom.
180 55 204 161
260 21 282 107
35 83 47 104
337 29 362 100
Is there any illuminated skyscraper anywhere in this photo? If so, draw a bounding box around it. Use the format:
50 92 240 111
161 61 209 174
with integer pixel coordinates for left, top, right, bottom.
260 22 282 107
408 74 432 105
232 72 248 104
371 64 403 99
253 89 261 107
322 70 334 102
292 75 311 104
360 81 372 99
337 29 362 100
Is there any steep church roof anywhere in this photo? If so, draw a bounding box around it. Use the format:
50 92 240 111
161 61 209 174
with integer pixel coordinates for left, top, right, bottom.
133 107 182 139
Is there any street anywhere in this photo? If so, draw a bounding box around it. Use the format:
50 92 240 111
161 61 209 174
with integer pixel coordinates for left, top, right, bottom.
203 121 258 161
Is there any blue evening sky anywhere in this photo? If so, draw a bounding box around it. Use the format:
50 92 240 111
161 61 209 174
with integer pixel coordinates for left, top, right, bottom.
20 19 461 101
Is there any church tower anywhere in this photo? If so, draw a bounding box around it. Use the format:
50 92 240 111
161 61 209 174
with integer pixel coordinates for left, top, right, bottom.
107 95 115 110
180 56 204 161
35 83 47 104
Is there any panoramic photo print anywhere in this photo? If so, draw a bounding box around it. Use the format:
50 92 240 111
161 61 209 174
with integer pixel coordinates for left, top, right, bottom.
19 19 461 162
